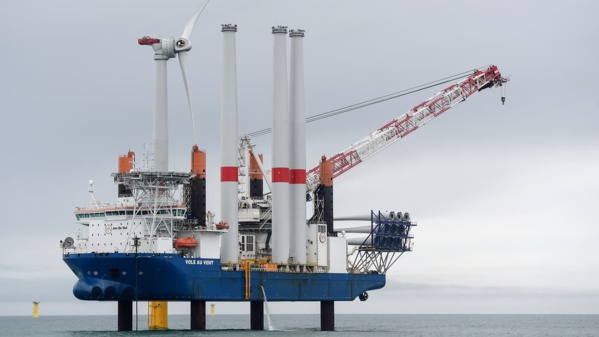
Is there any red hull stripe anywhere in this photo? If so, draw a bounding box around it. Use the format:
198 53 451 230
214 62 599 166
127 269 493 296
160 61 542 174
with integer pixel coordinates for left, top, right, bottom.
290 169 307 184
272 167 290 183
220 167 238 182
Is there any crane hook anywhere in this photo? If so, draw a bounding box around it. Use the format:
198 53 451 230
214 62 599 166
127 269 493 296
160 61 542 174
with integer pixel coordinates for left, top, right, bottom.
501 96 506 105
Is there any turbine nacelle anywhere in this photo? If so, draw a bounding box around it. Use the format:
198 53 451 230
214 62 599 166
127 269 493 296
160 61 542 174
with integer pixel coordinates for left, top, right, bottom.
138 36 179 60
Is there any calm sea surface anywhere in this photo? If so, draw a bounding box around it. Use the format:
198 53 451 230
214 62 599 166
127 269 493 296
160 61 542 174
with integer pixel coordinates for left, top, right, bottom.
1 314 597 337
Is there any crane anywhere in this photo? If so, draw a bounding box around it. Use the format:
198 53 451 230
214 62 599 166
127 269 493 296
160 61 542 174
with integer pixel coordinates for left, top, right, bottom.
304 65 508 192
235 65 508 274
238 65 508 196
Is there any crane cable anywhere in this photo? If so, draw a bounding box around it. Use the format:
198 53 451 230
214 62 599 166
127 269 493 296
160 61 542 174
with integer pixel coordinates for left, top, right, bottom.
246 66 487 138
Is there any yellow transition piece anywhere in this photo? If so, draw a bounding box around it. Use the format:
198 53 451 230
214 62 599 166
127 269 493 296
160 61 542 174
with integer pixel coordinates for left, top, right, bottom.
148 301 168 330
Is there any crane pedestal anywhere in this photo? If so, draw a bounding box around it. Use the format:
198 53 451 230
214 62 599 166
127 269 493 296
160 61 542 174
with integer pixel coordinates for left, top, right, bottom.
250 301 264 330
320 301 334 331
190 300 206 330
117 301 132 331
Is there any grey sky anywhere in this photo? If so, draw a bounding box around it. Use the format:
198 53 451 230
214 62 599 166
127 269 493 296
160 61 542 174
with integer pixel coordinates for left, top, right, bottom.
1 0 598 316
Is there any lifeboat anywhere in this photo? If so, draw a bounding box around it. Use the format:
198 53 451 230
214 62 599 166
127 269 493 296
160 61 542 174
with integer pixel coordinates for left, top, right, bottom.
174 237 198 249
216 221 230 230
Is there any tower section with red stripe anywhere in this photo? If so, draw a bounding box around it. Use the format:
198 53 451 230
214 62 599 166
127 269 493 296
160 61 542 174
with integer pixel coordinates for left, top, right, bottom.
289 29 307 266
219 24 239 264
271 26 291 265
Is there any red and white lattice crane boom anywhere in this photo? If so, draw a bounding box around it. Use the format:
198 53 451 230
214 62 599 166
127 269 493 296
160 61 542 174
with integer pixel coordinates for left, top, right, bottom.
305 65 508 191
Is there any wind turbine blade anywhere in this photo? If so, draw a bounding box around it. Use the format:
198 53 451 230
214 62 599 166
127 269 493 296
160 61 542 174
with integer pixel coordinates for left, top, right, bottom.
178 51 198 145
181 0 210 40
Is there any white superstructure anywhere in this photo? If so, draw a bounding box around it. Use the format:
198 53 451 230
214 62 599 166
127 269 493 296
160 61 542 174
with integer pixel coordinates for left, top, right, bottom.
69 171 224 257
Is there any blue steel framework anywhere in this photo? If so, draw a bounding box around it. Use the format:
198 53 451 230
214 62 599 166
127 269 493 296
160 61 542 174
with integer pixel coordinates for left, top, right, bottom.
350 211 416 275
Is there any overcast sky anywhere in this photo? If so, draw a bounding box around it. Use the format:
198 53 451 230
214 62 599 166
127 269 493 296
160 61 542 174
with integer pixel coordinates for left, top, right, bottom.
1 0 598 316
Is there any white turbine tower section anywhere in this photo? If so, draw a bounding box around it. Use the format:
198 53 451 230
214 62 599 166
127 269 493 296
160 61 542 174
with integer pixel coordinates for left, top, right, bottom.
220 24 239 264
289 29 307 265
138 0 210 171
154 58 169 171
271 26 290 265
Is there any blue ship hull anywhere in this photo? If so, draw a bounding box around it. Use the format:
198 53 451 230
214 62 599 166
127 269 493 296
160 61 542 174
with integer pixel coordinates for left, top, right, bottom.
63 253 385 301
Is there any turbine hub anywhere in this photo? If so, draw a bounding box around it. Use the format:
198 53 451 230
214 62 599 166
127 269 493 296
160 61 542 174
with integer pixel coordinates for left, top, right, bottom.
175 38 192 53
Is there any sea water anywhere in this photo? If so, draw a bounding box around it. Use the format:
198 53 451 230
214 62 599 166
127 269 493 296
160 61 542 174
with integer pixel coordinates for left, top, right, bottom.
0 314 597 337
